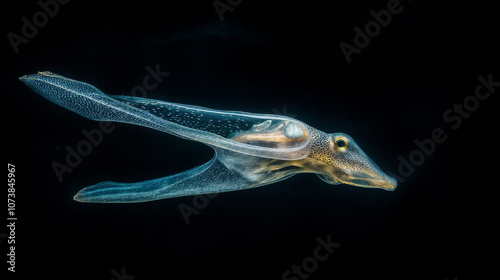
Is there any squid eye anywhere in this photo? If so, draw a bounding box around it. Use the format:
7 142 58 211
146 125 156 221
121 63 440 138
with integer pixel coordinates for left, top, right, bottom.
335 137 348 148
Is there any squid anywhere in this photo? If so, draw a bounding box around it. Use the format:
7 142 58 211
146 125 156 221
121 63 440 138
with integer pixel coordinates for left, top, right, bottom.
20 71 397 203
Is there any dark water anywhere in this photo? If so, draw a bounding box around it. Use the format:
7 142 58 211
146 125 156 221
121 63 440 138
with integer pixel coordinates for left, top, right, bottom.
3 0 498 279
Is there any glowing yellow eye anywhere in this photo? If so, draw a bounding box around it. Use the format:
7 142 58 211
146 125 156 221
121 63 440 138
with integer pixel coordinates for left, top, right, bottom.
335 137 348 149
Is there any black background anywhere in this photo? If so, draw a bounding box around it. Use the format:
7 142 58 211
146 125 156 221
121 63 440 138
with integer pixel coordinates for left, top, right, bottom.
2 0 498 279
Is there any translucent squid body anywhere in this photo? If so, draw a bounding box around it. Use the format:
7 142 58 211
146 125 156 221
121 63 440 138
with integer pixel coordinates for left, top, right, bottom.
20 71 397 203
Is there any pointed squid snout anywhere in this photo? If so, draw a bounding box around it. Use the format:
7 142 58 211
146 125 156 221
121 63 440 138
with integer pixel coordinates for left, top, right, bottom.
329 133 397 191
